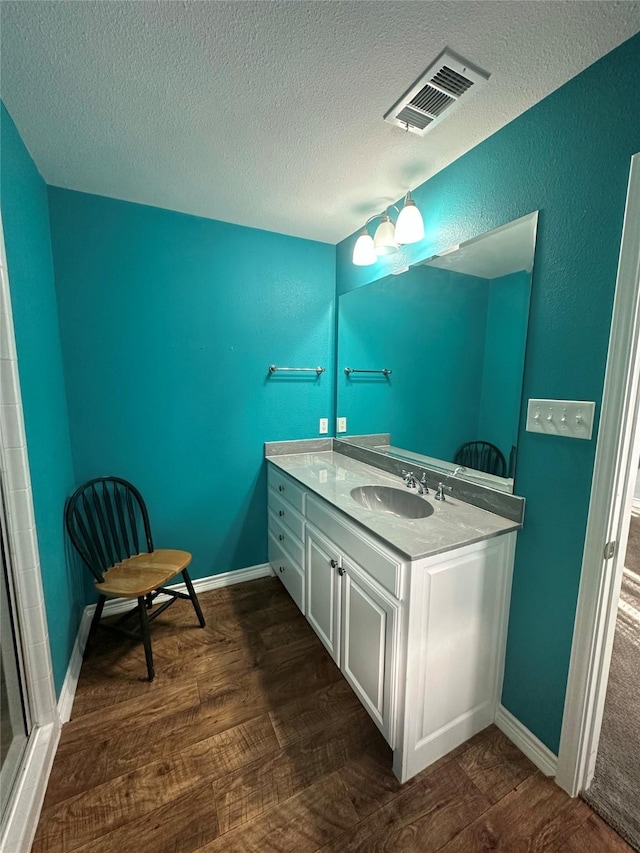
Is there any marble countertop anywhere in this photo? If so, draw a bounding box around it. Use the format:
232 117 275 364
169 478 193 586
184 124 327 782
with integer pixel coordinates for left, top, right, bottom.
266 450 519 561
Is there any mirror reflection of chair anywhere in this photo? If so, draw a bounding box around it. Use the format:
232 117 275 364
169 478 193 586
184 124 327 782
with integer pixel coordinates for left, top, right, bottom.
65 476 205 681
453 441 507 477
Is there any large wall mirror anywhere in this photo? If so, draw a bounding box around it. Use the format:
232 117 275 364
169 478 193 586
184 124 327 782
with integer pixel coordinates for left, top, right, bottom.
337 212 539 493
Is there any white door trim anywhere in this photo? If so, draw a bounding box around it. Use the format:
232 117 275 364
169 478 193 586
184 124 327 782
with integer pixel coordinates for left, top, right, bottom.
0 211 59 852
556 152 640 796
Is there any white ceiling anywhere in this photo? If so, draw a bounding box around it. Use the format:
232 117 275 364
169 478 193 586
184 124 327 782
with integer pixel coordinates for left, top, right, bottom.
1 1 639 244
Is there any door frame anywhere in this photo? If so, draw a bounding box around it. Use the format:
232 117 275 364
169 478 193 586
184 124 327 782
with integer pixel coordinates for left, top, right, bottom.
0 212 59 852
556 152 640 796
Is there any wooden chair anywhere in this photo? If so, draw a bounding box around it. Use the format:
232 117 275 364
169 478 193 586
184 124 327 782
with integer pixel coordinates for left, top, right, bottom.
65 476 205 680
453 441 507 477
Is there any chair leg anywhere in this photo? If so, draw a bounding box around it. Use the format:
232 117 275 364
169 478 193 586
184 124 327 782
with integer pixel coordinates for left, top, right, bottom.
145 592 153 610
87 594 106 651
182 568 205 627
137 596 154 681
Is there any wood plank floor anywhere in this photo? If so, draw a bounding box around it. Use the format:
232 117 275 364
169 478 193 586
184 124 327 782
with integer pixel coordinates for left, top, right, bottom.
32 577 632 853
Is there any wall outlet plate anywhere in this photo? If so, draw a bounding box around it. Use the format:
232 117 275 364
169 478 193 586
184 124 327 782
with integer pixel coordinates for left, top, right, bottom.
319 418 328 434
526 399 595 440
337 417 347 433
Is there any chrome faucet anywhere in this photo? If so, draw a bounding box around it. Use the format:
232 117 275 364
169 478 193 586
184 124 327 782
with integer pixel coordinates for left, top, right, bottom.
402 470 429 495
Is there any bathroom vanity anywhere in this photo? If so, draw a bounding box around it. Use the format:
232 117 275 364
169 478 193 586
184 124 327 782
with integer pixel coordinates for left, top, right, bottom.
266 448 520 783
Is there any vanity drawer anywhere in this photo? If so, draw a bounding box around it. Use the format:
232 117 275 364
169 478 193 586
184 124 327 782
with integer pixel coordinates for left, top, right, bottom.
268 488 305 543
306 495 403 598
268 510 304 568
269 533 305 614
268 466 305 515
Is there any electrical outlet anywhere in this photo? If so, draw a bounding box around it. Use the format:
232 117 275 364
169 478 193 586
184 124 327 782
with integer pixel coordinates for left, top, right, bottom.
319 418 328 435
337 417 347 433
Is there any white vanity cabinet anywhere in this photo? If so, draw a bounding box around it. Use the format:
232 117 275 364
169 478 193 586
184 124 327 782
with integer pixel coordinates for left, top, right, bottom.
267 466 306 613
339 553 400 746
306 525 342 663
306 523 400 745
266 460 517 783
395 532 516 782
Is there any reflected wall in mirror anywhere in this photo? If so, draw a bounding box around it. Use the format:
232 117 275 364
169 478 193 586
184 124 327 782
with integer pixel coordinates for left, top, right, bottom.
337 212 538 493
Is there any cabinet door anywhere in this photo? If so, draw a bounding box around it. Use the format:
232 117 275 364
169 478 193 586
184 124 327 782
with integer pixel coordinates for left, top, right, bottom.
341 557 398 746
305 526 341 664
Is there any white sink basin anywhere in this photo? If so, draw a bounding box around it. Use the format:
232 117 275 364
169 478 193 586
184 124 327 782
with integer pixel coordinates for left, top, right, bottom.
350 485 434 519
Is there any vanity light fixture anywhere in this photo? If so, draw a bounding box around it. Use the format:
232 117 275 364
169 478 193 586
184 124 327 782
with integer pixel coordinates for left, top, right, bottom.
352 228 377 266
395 192 425 244
373 214 398 256
352 193 425 266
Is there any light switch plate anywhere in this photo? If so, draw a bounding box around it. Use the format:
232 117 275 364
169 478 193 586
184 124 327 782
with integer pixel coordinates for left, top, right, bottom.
526 399 595 440
337 417 347 433
319 418 328 434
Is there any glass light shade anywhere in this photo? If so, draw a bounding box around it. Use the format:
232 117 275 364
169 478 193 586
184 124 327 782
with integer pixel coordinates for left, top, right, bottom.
395 194 424 245
352 229 377 266
373 216 398 256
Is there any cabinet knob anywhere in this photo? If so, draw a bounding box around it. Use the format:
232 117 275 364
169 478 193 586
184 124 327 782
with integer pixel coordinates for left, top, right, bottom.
278 534 284 541
330 558 338 568
279 510 284 517
279 565 285 573
279 485 284 492
338 565 345 576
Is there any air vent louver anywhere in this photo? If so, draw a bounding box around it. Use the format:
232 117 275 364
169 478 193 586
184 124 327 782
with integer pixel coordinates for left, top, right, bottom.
431 65 474 97
384 49 489 137
410 85 453 117
396 106 433 131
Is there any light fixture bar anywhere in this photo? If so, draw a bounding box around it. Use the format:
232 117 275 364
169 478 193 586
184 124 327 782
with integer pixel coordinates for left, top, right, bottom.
352 194 424 265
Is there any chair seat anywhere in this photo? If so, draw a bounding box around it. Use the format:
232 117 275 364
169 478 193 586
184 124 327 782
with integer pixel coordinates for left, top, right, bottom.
95 549 192 598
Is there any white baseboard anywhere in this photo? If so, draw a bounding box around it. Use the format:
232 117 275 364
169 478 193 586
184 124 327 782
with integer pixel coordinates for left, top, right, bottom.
495 703 558 777
0 721 60 853
57 608 93 724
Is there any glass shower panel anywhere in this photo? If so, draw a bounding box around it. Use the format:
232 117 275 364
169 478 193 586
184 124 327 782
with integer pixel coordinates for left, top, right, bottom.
0 505 30 820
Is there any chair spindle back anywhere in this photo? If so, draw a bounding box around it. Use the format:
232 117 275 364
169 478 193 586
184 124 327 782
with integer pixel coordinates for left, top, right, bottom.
453 441 507 478
65 477 154 583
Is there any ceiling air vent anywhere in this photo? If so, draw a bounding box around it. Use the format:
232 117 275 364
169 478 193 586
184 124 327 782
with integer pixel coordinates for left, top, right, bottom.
384 49 490 137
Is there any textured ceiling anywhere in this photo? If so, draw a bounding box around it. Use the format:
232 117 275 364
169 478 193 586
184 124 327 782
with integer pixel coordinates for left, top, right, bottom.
1 1 639 244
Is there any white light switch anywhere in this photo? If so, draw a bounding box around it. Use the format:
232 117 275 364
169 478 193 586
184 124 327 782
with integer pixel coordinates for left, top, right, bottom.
337 417 347 433
526 399 595 440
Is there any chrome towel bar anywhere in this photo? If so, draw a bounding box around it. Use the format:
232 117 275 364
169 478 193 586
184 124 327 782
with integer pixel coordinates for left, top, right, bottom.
344 367 392 376
268 365 325 375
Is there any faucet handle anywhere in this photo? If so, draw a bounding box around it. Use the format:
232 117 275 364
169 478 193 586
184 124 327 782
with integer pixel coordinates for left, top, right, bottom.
435 482 453 501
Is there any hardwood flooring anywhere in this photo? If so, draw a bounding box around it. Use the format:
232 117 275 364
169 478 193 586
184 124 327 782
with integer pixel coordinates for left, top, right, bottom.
32 576 632 853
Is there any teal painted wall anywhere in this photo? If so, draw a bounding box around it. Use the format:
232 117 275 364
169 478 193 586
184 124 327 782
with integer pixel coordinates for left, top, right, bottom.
337 33 640 753
48 189 335 591
0 105 81 696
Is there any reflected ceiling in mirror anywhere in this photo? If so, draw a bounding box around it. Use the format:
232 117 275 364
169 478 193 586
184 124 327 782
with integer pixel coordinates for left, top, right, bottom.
337 212 539 493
